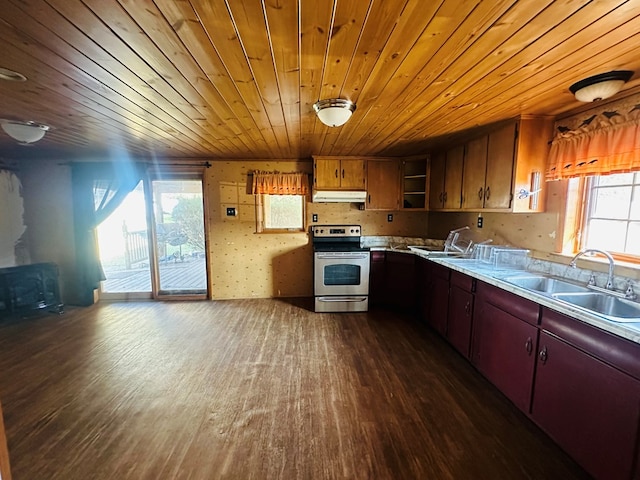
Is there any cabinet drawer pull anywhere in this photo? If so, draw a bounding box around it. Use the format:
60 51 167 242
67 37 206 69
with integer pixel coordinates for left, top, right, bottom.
478 187 483 200
538 346 548 364
464 301 471 314
335 169 338 178
342 169 345 178
485 186 491 200
525 337 533 355
443 191 447 203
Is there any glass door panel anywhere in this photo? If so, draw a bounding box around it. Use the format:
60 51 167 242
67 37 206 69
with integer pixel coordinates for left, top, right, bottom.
151 179 207 296
97 181 152 295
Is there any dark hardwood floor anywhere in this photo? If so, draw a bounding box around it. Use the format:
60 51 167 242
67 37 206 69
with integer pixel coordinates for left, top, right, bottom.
0 300 589 479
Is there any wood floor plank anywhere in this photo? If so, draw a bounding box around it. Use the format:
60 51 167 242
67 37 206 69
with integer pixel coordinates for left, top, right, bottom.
0 300 588 479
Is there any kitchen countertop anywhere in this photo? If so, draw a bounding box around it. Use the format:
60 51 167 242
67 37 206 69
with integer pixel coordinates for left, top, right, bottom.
419 254 640 345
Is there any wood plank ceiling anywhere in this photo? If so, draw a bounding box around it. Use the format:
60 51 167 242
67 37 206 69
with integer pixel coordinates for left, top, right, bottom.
0 0 639 160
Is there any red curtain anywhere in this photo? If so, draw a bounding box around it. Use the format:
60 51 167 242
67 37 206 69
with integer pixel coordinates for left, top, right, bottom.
251 171 310 195
546 93 640 180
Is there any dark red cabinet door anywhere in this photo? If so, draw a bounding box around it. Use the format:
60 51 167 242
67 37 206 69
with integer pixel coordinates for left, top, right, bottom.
428 275 449 336
471 300 537 412
532 331 640 480
447 285 473 358
384 252 416 311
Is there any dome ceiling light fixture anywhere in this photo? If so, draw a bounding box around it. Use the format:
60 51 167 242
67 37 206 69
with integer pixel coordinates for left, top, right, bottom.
0 120 50 145
313 98 356 127
0 67 27 82
569 70 634 102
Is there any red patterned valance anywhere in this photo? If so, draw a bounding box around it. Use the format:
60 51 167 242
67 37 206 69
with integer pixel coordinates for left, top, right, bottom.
251 171 310 195
546 92 640 180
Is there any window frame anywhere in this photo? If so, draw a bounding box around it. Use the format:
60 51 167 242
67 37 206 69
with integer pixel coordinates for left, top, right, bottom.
576 173 640 264
255 193 307 234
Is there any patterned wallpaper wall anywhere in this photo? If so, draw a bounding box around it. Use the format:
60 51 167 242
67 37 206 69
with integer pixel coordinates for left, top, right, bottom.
205 160 429 300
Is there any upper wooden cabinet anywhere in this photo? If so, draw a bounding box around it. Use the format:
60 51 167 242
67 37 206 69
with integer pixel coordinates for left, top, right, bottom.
313 156 366 190
429 145 464 210
366 159 401 210
431 115 553 212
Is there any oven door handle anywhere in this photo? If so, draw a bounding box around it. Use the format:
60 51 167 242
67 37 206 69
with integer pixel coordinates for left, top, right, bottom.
315 253 369 260
317 296 367 302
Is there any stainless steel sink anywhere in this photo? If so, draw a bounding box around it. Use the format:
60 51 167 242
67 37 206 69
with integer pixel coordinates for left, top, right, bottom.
552 292 640 322
503 275 591 294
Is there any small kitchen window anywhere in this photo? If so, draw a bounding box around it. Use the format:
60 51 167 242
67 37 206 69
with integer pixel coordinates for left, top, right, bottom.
256 194 305 233
572 172 640 261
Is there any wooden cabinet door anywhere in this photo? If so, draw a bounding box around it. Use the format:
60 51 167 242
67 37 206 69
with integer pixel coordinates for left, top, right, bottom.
447 285 474 358
428 151 446 209
384 252 416 311
339 158 365 189
444 145 464 209
428 274 450 336
485 123 516 209
366 159 400 210
369 251 386 308
461 135 488 209
471 300 537 412
532 332 640 480
314 158 341 189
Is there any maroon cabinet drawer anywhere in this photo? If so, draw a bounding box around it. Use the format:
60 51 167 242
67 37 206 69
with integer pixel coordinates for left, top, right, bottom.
541 307 640 381
476 281 539 325
450 270 475 292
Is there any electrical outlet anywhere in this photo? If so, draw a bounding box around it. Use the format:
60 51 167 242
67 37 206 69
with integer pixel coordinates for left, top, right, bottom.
387 214 393 222
312 213 318 222
226 207 237 217
477 215 483 228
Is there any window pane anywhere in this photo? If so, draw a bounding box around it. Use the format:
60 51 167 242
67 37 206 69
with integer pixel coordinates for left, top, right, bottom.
591 186 631 220
264 195 304 229
626 222 640 256
584 219 626 252
630 187 640 220
595 173 634 187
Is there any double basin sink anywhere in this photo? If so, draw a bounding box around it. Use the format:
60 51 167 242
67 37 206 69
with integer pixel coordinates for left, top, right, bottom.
501 274 640 323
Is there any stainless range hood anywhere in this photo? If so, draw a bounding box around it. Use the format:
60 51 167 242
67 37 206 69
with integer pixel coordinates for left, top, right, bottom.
312 190 367 203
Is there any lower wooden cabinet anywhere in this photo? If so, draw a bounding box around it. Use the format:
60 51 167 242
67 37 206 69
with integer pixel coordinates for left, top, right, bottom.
472 298 538 412
369 252 415 310
447 271 474 358
532 311 640 480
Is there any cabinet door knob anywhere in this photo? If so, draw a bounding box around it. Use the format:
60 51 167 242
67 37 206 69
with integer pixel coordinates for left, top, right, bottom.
485 186 491 200
443 191 448 203
538 346 548 364
335 169 338 178
342 169 345 178
478 187 483 200
439 192 443 202
525 337 533 355
464 301 471 314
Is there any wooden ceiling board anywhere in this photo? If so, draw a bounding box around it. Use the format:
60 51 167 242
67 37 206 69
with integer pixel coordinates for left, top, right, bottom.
0 0 638 159
401 2 640 145
3 0 227 155
340 0 523 157
360 0 582 154
153 0 278 158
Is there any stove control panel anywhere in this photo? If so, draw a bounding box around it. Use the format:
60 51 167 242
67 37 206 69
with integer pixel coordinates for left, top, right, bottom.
311 225 361 238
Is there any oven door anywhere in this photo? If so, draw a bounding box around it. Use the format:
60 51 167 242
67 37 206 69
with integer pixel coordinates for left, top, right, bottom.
314 251 370 296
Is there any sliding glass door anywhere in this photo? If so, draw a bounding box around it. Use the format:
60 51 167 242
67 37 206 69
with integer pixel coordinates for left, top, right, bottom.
97 173 208 299
151 178 207 297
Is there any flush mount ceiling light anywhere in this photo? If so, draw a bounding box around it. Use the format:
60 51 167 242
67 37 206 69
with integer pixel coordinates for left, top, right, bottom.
569 70 634 102
313 98 356 127
0 67 27 82
0 120 50 145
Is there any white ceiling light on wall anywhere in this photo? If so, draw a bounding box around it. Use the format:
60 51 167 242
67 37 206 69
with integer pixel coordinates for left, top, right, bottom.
0 120 50 145
313 99 356 127
569 70 634 102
